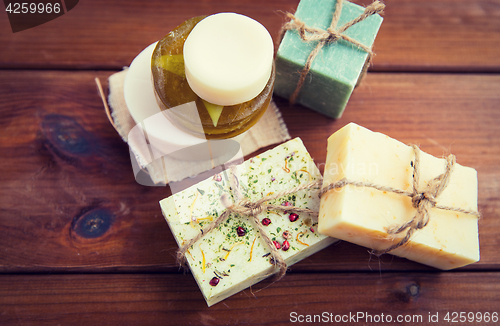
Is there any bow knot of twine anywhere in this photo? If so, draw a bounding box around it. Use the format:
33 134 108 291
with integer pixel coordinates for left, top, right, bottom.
229 199 266 217
177 145 480 279
177 180 322 281
324 27 344 43
280 0 385 104
320 145 480 256
411 192 436 210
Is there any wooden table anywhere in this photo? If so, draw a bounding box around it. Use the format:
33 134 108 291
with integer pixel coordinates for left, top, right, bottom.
1 0 499 325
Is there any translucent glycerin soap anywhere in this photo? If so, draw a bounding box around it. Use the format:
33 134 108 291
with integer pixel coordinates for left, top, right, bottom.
152 13 275 139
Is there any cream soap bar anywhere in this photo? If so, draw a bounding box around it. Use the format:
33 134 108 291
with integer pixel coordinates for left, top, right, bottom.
183 13 274 106
318 123 479 270
160 138 337 306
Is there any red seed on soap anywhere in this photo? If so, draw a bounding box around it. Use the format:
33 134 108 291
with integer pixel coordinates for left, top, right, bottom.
282 201 292 213
289 213 299 222
237 227 246 237
282 240 290 251
261 218 271 226
282 230 291 239
209 277 219 286
273 240 281 249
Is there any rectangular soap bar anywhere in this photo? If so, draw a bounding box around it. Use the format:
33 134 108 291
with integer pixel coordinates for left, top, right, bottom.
318 123 479 270
274 0 383 118
160 138 337 306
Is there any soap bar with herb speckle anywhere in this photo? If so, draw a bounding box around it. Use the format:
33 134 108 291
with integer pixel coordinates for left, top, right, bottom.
160 138 337 306
274 0 383 118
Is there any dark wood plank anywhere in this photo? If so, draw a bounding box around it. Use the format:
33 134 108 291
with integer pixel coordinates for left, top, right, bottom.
0 71 498 273
0 0 499 71
1 272 499 325
374 0 500 72
0 70 175 272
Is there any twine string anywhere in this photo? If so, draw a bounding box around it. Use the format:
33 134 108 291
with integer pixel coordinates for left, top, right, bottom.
279 0 385 104
177 145 480 277
176 180 321 281
95 77 117 130
320 145 481 256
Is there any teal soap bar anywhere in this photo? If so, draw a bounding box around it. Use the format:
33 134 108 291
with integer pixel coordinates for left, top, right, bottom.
274 0 383 118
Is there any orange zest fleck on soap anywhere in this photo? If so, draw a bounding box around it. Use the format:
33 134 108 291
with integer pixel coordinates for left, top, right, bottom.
249 237 257 262
196 215 214 224
296 232 309 247
200 244 206 273
295 169 311 182
283 159 290 173
186 249 194 261
224 242 244 261
267 211 282 218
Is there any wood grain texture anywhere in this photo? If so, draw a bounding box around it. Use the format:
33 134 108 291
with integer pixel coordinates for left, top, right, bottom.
1 272 499 325
0 0 499 71
1 0 499 322
0 70 498 273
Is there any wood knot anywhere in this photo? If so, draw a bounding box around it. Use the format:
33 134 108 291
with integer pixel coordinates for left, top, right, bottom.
394 282 420 303
408 283 420 297
71 208 113 239
41 114 92 157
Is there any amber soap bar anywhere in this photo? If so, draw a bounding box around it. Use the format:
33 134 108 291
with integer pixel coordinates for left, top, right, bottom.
318 123 479 270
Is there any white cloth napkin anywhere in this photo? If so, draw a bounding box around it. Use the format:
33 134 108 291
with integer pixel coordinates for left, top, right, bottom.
101 69 290 185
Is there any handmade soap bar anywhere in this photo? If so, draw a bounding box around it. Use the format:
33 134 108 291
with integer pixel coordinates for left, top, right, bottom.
274 0 383 118
318 123 479 270
184 13 274 106
160 138 337 306
152 14 276 139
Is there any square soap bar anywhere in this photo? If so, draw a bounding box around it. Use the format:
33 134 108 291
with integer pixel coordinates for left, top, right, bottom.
160 138 337 306
318 123 479 270
274 0 383 118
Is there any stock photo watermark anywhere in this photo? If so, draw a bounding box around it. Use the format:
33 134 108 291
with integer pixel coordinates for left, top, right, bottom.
126 107 382 193
4 0 79 33
289 311 499 324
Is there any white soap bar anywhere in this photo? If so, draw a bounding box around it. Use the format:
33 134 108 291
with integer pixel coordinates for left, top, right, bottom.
160 138 337 306
183 13 274 106
318 123 479 270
